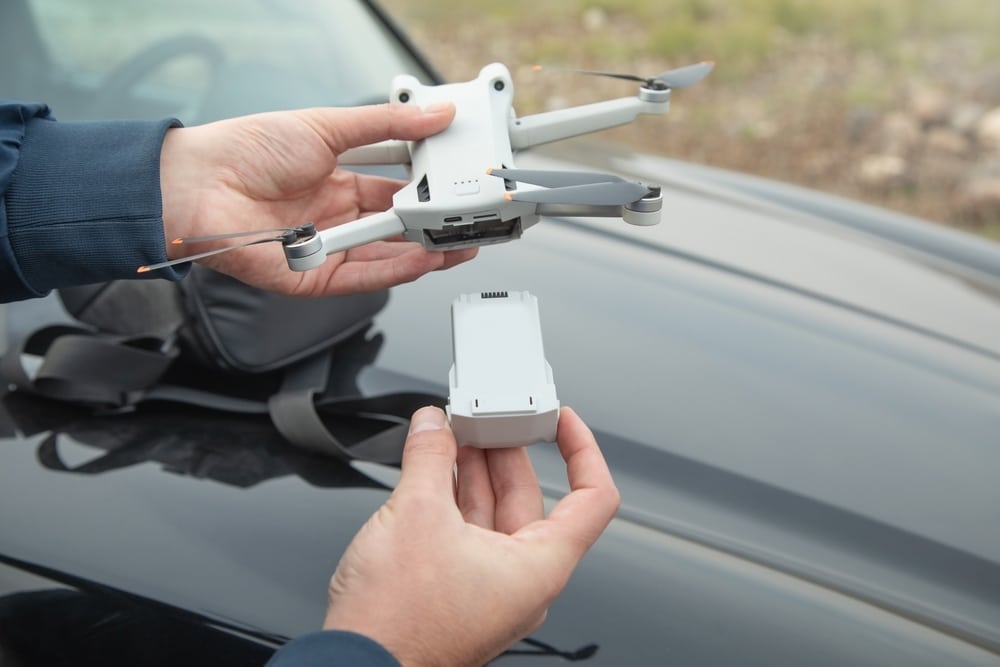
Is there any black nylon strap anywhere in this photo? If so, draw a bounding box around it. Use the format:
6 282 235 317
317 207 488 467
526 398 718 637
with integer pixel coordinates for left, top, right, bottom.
3 325 446 465
267 354 444 464
1 325 176 408
36 431 148 474
269 393 426 464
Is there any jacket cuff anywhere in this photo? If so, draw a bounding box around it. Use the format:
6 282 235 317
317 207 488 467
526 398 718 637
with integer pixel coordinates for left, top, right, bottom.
266 631 402 667
5 115 186 295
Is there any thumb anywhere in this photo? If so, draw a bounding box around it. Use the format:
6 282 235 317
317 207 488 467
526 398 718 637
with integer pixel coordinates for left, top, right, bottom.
397 406 458 497
306 102 456 154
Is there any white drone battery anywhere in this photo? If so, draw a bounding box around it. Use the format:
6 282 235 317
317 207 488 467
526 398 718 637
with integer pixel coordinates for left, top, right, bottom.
447 291 559 448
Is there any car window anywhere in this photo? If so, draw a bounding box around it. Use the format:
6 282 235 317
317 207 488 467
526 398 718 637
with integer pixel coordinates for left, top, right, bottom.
10 0 431 123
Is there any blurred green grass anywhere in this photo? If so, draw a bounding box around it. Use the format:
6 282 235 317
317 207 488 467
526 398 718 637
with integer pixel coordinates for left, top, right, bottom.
385 0 999 76
382 0 1000 239
385 0 1000 101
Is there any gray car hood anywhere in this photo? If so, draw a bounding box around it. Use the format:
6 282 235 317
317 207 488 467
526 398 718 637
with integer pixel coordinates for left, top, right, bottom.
373 147 1000 653
526 142 1000 358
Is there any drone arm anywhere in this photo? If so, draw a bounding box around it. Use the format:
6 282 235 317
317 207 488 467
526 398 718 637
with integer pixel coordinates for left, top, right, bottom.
285 210 406 271
319 209 405 253
536 203 622 218
509 94 669 151
337 140 411 165
535 197 662 226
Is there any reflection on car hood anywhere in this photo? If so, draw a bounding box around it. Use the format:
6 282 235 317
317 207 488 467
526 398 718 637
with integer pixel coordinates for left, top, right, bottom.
525 142 1000 358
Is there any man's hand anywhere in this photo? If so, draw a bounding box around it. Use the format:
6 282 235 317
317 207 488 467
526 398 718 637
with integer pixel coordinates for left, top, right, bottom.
322 406 620 667
159 103 476 295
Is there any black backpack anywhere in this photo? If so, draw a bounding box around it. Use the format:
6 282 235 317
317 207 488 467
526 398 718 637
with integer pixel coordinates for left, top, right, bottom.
1 266 443 464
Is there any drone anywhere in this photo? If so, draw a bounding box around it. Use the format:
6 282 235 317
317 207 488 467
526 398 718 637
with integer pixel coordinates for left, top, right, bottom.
140 60 713 274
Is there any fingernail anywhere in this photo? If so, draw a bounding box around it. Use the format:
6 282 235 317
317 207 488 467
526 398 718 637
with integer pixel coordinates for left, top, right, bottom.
422 101 452 114
409 406 446 434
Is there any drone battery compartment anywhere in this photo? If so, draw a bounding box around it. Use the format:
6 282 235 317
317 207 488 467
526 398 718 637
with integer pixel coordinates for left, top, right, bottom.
423 217 522 248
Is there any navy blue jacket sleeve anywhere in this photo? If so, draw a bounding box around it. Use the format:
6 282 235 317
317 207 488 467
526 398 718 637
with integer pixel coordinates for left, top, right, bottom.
0 100 187 302
266 631 402 667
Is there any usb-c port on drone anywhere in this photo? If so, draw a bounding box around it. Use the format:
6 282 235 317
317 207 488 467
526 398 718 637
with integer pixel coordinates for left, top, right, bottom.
443 216 463 223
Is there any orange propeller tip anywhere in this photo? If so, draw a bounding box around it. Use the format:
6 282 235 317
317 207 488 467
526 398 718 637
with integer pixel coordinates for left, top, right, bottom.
504 193 513 201
137 266 151 273
170 237 184 245
486 167 494 175
532 64 543 72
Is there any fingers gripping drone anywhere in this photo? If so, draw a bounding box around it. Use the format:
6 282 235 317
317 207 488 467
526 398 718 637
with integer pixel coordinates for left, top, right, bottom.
143 61 712 274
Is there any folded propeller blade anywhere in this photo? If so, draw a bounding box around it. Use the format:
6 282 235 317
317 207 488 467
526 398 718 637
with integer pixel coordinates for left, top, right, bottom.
532 64 645 84
652 61 715 89
137 223 316 273
137 236 287 273
533 60 714 90
168 227 303 245
488 167 625 189
507 181 651 206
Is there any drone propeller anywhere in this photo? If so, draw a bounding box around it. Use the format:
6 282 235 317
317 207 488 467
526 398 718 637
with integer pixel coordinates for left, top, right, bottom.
137 223 316 273
487 167 627 189
165 227 311 245
506 180 651 206
533 60 714 90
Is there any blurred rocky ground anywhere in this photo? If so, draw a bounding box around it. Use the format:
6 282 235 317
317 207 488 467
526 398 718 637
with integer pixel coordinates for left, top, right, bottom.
853 72 1000 226
381 1 1000 241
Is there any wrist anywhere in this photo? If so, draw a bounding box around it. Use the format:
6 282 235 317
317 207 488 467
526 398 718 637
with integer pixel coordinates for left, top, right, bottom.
323 611 437 667
266 630 402 667
6 115 186 290
159 126 200 260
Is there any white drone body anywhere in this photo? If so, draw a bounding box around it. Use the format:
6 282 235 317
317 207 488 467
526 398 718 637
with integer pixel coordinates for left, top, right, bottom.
281 61 713 270
342 63 532 253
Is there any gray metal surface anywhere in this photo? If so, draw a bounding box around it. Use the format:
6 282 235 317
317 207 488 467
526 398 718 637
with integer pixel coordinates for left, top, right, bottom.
371 153 1000 656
